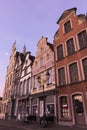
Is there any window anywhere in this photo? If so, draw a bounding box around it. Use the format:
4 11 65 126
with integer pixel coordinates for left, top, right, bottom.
20 82 23 96
82 58 87 80
64 20 71 33
27 78 31 93
34 76 38 89
60 96 69 118
58 67 66 86
24 67 27 75
66 38 75 55
47 69 52 85
40 57 44 66
69 62 79 83
46 104 54 116
78 30 87 49
73 95 84 115
57 44 63 60
23 80 27 95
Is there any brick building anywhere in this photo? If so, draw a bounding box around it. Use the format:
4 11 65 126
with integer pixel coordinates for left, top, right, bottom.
54 7 87 126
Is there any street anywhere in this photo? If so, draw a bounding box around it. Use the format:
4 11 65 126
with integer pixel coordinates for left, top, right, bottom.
0 119 87 130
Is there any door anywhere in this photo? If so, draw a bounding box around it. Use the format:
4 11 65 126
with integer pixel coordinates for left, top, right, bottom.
73 94 86 126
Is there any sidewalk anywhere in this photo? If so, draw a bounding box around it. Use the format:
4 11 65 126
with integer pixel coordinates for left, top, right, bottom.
0 119 87 130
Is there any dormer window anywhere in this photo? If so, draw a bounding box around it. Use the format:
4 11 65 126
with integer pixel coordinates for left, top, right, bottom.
64 20 71 34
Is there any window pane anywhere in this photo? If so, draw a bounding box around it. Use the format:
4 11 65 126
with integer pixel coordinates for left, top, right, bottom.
69 63 79 83
66 38 75 55
78 30 87 49
60 96 69 118
58 67 66 86
57 45 63 60
73 95 84 115
82 58 87 80
46 104 54 116
64 20 71 33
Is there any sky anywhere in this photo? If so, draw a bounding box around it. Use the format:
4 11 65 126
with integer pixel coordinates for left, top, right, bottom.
0 0 87 97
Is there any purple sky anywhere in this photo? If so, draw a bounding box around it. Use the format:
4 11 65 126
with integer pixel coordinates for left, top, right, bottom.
0 0 87 97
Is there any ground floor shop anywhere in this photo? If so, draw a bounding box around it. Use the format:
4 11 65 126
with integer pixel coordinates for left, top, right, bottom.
57 82 87 126
31 90 56 123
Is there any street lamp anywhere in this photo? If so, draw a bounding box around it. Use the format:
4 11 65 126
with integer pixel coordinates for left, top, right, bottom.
37 71 50 117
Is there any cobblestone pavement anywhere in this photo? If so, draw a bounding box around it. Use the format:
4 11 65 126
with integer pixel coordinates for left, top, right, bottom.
0 119 87 130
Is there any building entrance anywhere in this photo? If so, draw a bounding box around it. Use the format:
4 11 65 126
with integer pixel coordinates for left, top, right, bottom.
73 94 86 126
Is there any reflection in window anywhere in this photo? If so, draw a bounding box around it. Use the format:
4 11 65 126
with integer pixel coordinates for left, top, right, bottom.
60 96 69 118
73 95 84 115
46 104 54 116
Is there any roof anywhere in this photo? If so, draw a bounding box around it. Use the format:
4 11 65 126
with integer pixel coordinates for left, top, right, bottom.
57 7 77 24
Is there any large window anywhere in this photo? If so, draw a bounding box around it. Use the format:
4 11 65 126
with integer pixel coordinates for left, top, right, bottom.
58 67 66 86
46 104 54 116
73 94 84 115
64 20 71 33
69 62 79 83
20 82 23 96
47 69 52 85
27 78 31 94
23 80 27 95
56 44 63 60
82 58 87 80
60 96 69 118
34 76 38 89
66 38 75 55
78 30 87 49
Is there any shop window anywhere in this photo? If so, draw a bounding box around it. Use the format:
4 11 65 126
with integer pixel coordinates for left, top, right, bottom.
46 104 54 116
78 30 87 49
73 95 84 115
69 62 79 83
56 44 64 60
66 38 75 55
58 67 66 86
32 106 37 116
64 20 71 33
60 96 69 118
82 58 87 80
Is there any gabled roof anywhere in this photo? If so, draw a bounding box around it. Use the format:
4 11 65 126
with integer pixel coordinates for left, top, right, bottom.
57 7 77 24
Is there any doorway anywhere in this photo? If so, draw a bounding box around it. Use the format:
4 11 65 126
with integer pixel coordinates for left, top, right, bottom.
73 94 86 126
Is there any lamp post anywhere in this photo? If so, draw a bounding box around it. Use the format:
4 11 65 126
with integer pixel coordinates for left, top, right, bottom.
37 71 50 117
